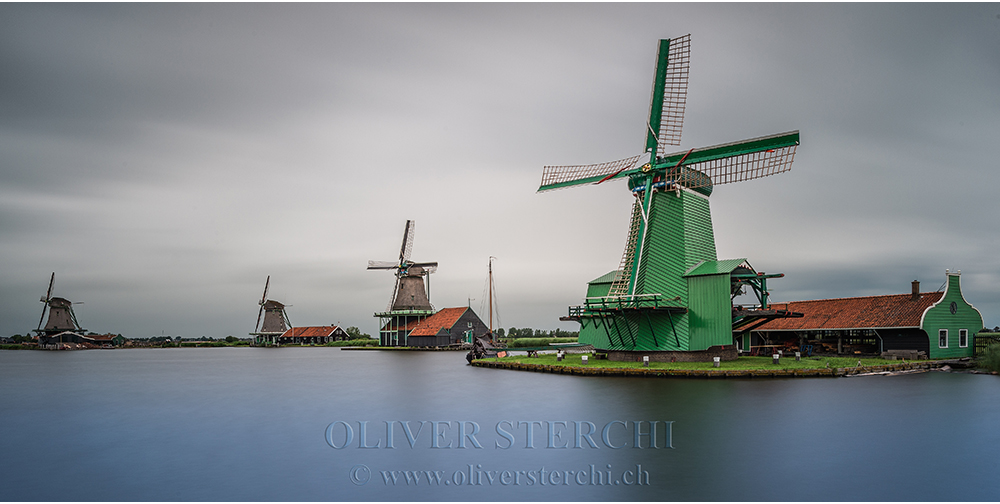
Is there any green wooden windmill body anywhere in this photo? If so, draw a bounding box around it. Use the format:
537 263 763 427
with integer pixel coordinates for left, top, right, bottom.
541 36 800 355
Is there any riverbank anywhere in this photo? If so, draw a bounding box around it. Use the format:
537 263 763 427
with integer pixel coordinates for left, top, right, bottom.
0 339 381 350
340 346 466 351
472 354 987 378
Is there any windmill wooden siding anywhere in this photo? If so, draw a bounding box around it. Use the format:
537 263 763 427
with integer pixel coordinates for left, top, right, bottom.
685 272 732 351
581 189 726 353
754 272 983 359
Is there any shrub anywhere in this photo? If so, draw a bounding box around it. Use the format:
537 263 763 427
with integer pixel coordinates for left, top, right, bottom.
325 338 379 347
507 337 578 348
978 343 1000 372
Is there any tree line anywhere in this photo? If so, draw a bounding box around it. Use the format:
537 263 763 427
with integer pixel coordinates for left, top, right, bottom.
496 327 578 339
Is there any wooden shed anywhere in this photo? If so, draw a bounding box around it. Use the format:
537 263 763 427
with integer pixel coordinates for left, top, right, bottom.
405 307 489 347
277 325 349 345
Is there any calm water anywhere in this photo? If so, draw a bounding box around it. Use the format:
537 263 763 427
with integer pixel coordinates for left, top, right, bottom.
2 347 999 501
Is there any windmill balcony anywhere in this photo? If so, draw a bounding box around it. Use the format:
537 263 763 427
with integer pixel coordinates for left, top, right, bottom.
374 308 436 318
567 294 687 318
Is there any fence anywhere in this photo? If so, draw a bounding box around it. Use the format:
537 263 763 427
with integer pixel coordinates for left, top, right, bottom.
973 333 1000 357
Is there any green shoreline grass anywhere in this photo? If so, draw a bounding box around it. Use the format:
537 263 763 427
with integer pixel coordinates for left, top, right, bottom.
493 352 894 371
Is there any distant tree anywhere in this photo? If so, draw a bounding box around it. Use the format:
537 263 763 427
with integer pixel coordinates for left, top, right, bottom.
225 336 236 343
495 328 505 338
345 326 372 340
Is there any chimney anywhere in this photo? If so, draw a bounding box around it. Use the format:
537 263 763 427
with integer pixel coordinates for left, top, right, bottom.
911 280 920 300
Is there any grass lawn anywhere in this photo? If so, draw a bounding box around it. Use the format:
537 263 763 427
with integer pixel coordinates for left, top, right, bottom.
492 352 893 371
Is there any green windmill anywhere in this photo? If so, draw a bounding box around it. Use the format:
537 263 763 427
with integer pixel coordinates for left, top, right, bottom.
539 35 801 359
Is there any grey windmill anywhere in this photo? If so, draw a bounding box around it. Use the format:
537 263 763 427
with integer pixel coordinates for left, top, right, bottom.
35 272 85 341
368 220 438 346
250 275 292 346
367 220 438 311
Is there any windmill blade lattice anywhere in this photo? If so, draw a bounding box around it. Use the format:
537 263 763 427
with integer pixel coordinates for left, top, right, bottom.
399 220 414 265
255 275 270 333
538 154 645 193
659 131 799 190
647 34 690 155
681 144 797 189
37 272 55 331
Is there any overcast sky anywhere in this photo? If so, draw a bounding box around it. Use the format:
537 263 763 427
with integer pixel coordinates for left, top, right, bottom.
2 3 999 339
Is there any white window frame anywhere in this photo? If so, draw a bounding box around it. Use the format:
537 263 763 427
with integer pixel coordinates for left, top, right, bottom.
939 329 949 348
959 329 968 348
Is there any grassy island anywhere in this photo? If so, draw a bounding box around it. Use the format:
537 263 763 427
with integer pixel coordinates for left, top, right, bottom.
493 353 887 371
472 352 971 378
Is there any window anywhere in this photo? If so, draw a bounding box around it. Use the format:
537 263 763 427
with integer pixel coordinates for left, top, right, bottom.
939 329 948 348
959 329 968 348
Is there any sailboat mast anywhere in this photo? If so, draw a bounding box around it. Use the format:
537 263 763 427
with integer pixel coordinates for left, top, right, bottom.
488 257 493 335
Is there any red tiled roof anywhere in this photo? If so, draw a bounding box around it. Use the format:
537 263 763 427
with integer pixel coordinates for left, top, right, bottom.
279 326 340 338
757 292 943 331
409 307 468 336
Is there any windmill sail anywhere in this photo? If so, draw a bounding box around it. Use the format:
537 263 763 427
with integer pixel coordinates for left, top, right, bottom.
399 220 414 265
654 131 799 191
538 154 645 192
255 275 270 333
646 34 690 155
38 272 55 331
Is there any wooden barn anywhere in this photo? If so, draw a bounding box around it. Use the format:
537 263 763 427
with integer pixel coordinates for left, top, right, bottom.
404 307 489 347
277 325 349 345
748 271 984 359
38 332 127 349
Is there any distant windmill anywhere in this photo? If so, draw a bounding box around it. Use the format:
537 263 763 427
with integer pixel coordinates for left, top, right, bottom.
250 275 291 346
368 220 438 311
368 220 438 346
35 272 85 337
